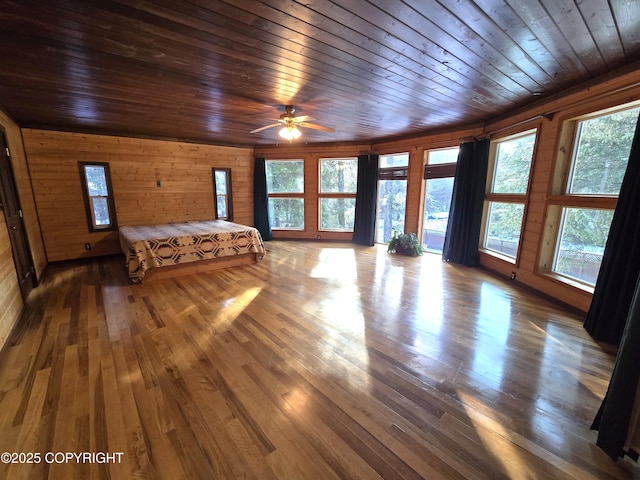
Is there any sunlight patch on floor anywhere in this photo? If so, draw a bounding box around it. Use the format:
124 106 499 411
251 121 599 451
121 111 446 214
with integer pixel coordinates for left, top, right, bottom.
455 391 549 480
527 321 604 398
310 248 358 280
469 283 513 385
219 286 263 323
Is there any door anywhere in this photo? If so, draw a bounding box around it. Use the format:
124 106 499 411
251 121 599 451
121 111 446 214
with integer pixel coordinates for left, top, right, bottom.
423 176 455 253
376 177 407 244
0 131 36 299
375 153 409 244
423 147 459 253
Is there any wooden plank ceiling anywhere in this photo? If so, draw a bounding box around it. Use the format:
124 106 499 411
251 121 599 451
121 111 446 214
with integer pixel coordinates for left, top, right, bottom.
0 0 639 147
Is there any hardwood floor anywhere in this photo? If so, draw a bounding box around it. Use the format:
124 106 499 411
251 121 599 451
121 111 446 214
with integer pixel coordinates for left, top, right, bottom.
0 240 638 479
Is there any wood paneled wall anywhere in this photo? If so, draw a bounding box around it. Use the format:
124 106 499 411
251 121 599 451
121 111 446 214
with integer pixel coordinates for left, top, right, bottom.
258 69 640 313
12 68 640 315
0 110 46 351
0 209 21 351
22 131 254 261
481 69 640 312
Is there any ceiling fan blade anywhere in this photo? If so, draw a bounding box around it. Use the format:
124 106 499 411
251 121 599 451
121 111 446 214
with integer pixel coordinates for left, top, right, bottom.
250 123 281 133
291 115 313 122
299 121 334 133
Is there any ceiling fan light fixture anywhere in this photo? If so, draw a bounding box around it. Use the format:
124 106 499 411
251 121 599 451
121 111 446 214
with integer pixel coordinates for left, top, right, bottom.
279 124 301 141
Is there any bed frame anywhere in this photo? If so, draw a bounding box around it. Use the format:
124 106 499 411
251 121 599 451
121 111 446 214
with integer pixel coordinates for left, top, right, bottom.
119 220 265 283
141 252 261 282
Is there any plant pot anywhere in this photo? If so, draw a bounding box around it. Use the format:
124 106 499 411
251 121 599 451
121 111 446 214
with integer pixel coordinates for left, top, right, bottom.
394 246 413 256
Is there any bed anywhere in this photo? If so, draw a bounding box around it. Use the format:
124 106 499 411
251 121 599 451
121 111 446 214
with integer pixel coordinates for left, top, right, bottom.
119 220 265 283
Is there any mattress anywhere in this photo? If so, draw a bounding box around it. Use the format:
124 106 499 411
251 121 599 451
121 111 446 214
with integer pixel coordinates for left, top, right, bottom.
119 220 265 282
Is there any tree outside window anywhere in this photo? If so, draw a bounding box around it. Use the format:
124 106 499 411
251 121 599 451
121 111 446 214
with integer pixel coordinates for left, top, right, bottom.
543 105 640 286
423 146 458 252
78 162 117 232
319 158 357 231
376 153 409 244
481 130 536 261
265 160 304 230
213 168 233 220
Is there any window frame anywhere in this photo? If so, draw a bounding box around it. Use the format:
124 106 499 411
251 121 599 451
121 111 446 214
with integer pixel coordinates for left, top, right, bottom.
318 157 358 232
265 159 305 231
375 152 409 243
480 129 537 263
422 146 459 253
78 161 117 232
539 102 640 290
212 168 233 221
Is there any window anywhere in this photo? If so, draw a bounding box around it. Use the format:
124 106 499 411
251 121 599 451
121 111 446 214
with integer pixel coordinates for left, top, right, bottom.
78 162 117 232
319 158 357 231
481 130 536 261
541 104 640 286
423 147 458 253
376 153 409 243
213 168 233 220
265 160 304 230
553 208 614 284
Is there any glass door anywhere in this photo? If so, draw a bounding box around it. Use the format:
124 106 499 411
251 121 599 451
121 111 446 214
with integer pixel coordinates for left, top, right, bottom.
422 147 459 253
376 153 409 244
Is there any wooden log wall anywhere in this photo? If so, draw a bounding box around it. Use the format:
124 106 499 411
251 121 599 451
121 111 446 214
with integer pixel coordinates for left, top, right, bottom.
0 110 46 351
22 131 254 262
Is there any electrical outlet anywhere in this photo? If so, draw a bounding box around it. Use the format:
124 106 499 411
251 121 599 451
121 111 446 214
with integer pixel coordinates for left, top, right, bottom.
510 271 516 280
156 180 162 187
316 235 321 240
84 243 92 250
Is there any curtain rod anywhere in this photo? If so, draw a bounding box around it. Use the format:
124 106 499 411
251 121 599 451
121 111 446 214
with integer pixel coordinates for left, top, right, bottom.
485 113 554 137
459 133 491 143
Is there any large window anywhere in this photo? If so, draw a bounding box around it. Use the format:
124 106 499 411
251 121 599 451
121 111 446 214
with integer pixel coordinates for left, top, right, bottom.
481 130 536 261
376 153 409 243
213 168 233 220
265 160 305 230
423 147 458 253
78 162 117 232
541 104 640 286
319 158 357 231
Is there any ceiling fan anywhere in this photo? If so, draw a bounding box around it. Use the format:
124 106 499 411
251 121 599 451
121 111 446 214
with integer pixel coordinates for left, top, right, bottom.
250 105 334 141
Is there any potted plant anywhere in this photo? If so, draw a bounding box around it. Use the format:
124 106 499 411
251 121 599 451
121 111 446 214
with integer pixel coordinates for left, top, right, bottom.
387 231 423 257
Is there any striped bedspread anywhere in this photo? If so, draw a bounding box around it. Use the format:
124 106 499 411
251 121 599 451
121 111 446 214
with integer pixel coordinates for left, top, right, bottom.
119 220 265 282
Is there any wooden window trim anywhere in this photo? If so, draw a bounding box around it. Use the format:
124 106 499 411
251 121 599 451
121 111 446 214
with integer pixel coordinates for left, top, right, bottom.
424 163 456 179
212 168 233 221
378 166 408 180
481 129 537 264
78 161 117 232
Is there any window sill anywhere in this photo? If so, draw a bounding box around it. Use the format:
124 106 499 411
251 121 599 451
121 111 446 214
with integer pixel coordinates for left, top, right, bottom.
479 248 516 264
537 271 595 295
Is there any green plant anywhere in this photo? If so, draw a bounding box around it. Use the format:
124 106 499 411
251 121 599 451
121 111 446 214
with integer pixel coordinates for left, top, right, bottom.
387 231 423 256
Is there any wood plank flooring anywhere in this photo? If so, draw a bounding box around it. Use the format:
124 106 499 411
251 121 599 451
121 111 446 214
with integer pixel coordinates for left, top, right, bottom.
0 240 638 479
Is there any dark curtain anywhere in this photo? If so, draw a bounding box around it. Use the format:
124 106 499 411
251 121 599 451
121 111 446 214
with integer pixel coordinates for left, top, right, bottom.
591 272 640 461
352 153 379 246
442 138 490 266
253 156 272 241
584 113 640 345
